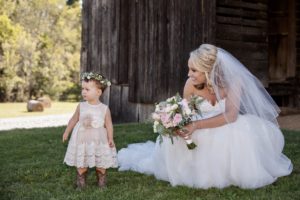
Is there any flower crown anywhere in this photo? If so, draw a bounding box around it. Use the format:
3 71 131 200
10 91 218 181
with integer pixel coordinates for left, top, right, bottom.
81 72 111 87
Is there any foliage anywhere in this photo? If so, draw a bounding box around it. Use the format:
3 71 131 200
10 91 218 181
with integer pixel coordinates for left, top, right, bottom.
0 124 299 199
0 0 81 102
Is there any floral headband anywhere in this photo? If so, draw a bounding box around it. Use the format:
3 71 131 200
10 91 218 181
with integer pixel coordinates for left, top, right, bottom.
81 72 111 87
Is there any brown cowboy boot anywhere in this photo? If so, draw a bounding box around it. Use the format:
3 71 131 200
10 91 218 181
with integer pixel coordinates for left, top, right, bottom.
76 170 87 189
96 169 107 189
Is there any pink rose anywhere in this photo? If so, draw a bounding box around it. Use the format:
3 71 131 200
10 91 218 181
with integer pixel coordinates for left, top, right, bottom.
172 113 183 126
161 113 170 124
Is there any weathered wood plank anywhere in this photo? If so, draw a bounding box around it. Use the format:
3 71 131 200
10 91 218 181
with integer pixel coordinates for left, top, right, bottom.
287 0 297 77
121 86 139 122
217 24 267 42
216 39 268 61
217 16 267 28
217 7 267 19
218 0 267 11
107 85 121 122
128 0 212 103
137 103 155 122
242 0 268 4
80 0 88 72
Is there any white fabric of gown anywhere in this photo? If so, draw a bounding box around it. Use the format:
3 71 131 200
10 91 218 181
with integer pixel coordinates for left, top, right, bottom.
118 99 292 189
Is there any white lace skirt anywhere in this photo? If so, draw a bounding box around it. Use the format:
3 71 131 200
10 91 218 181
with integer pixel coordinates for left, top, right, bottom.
118 114 292 189
64 124 118 168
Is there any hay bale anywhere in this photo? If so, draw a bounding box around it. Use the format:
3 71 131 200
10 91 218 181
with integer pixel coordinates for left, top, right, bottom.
27 100 44 112
37 96 52 108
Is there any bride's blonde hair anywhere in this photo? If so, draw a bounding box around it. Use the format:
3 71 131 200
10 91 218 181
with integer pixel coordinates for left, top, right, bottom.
190 44 217 73
189 44 218 92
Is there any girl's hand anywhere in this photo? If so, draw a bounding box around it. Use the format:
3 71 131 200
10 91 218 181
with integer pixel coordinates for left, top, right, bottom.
62 132 69 143
108 139 115 148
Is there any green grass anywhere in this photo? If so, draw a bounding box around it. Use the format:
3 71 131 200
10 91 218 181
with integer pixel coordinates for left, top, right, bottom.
0 102 78 118
0 124 299 200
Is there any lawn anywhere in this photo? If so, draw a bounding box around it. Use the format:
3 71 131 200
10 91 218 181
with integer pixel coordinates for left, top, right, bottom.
0 102 78 118
0 124 299 200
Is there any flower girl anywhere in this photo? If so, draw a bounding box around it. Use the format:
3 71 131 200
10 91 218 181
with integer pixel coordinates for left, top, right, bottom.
63 72 117 189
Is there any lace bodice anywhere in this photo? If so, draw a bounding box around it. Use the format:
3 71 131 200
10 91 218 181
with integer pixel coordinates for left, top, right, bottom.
79 102 107 129
192 98 226 120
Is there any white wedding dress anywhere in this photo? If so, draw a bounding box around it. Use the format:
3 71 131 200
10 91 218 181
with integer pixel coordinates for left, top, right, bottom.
117 99 292 189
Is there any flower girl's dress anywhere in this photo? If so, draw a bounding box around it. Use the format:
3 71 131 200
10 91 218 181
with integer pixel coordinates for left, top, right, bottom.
64 102 118 168
118 98 292 189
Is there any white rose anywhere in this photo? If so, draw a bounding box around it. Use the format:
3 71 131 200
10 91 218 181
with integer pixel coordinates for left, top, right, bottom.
171 104 178 110
184 108 192 115
167 97 176 102
165 106 172 113
152 113 160 120
155 105 160 112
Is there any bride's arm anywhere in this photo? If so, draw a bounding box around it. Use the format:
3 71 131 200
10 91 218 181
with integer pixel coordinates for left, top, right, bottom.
192 93 239 129
183 80 240 135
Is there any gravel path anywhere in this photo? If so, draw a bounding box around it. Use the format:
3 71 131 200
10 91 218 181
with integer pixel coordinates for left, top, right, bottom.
0 113 299 131
0 113 72 131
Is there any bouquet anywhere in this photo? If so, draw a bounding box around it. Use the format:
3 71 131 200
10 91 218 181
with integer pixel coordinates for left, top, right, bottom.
152 94 203 150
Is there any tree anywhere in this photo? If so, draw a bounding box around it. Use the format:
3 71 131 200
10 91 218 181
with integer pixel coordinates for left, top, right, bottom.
0 0 81 102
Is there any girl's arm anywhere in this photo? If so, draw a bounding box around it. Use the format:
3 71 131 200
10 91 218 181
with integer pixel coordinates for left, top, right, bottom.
104 107 115 148
62 104 80 142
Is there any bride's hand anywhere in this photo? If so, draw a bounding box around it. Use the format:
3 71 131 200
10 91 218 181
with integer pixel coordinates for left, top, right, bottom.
176 122 196 138
176 129 186 138
183 122 197 137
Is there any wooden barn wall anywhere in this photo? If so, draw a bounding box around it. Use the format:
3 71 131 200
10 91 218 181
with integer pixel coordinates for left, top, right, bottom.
296 0 300 106
215 0 269 86
267 0 299 108
81 0 216 122
81 0 128 84
128 0 215 103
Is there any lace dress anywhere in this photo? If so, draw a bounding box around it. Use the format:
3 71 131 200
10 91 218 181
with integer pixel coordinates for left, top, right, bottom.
64 102 118 168
118 99 292 189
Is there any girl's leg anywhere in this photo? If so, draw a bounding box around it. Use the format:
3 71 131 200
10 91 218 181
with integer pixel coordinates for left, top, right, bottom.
96 167 107 188
76 167 88 189
78 168 88 175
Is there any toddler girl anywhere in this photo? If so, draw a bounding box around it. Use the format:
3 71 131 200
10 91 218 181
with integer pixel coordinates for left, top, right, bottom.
63 72 117 189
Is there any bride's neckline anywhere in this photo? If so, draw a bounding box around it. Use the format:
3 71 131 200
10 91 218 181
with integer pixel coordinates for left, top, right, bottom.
193 86 226 106
200 97 225 107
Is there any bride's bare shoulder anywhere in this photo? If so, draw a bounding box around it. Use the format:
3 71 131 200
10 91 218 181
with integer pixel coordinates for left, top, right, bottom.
183 78 196 99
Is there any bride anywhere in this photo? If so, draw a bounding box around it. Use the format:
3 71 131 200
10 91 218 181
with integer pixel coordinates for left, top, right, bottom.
117 44 293 189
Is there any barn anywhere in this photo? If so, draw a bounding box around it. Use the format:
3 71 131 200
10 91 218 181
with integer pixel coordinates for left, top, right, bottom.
81 0 300 122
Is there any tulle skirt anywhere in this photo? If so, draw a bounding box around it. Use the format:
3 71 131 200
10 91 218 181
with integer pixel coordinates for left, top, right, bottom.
118 114 292 189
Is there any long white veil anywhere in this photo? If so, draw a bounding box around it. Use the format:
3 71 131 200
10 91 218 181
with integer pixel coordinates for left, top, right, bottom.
211 48 280 126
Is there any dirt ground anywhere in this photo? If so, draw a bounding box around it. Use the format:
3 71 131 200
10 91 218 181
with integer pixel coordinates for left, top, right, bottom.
278 114 300 131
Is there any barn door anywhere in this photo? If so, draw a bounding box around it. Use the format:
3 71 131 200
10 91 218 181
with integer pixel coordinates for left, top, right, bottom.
268 0 296 82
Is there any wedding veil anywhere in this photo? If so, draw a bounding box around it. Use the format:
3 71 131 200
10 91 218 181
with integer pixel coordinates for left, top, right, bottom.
210 48 280 126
